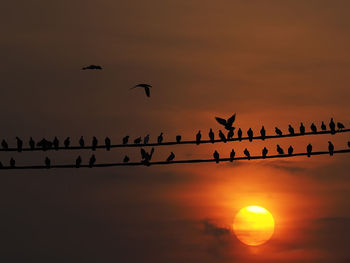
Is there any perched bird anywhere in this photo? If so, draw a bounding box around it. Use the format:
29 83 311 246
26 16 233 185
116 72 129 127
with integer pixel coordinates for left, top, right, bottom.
213 150 220 163
0 162 3 168
89 155 96 167
144 134 150 144
16 137 23 152
82 65 102 70
230 149 235 162
45 157 51 168
92 136 98 151
157 133 163 144
288 146 294 155
166 152 175 162
141 148 154 166
337 122 345 130
321 121 327 131
215 113 236 131
300 123 305 134
237 128 243 141
218 130 227 143
348 141 350 148
196 131 201 145
262 147 268 158
209 129 215 143
247 128 253 142
227 129 234 140
288 125 295 135
328 141 334 156
122 136 129 145
131 83 152 97
37 138 47 151
276 144 284 155
53 137 59 150
329 118 336 134
307 144 312 157
79 136 85 148
243 148 251 160
64 137 70 148
275 127 282 136
310 123 317 133
75 156 82 168
105 137 111 151
123 155 130 163
134 137 142 144
176 135 182 143
1 139 8 150
260 126 266 140
10 158 15 168
29 137 35 150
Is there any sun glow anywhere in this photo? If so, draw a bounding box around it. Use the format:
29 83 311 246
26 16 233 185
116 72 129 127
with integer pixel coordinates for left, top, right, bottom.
233 206 275 246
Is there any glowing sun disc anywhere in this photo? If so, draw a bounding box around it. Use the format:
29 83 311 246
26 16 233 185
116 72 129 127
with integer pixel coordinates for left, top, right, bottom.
233 206 275 246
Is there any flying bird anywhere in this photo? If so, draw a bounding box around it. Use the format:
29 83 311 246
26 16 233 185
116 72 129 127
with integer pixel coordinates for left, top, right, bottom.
144 134 150 144
64 137 70 148
275 127 282 136
176 135 182 143
105 137 111 151
134 137 142 144
196 131 201 145
79 136 85 148
1 139 8 150
89 155 96 167
29 137 35 150
329 118 336 134
157 133 163 144
213 150 220 163
262 147 268 158
321 121 327 131
288 146 294 155
16 137 23 152
92 136 98 151
328 141 334 156
260 126 266 140
247 128 253 142
307 144 312 157
123 155 130 163
131 84 152 97
337 122 345 130
230 149 235 162
166 152 175 162
288 125 295 135
45 157 51 168
276 144 284 155
82 65 102 70
237 128 242 141
215 113 236 131
53 137 59 150
243 148 251 160
209 129 215 143
218 130 227 143
300 122 305 134
310 123 317 133
141 147 154 166
76 156 82 168
10 158 15 168
122 136 129 145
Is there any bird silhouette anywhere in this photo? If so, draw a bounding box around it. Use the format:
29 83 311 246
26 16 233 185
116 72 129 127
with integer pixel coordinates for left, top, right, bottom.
247 128 253 142
348 141 350 148
237 128 242 141
227 129 234 140
275 127 282 136
243 148 251 160
307 144 312 157
215 113 236 131
122 136 129 145
141 148 154 166
288 146 293 155
76 156 82 168
218 130 227 143
45 157 51 168
131 84 152 97
260 126 266 140
337 122 345 130
29 137 35 150
209 129 215 143
105 137 111 151
166 152 175 162
64 137 70 148
134 137 142 144
262 147 268 158
328 141 334 156
176 135 182 143
53 137 59 150
82 65 102 70
89 155 96 167
321 121 326 131
16 137 23 152
329 118 336 134
79 136 85 147
230 149 235 162
37 138 52 151
288 125 295 135
0 162 3 168
10 158 15 168
196 131 201 145
1 140 8 150
300 123 305 134
92 136 98 151
310 123 317 133
213 150 220 163
157 133 163 144
144 134 150 144
276 144 284 155
123 155 130 163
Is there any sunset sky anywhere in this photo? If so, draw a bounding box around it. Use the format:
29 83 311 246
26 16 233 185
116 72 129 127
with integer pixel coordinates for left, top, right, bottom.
1 0 350 262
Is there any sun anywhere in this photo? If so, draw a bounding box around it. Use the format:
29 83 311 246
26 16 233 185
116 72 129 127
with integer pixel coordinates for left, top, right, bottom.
233 206 275 246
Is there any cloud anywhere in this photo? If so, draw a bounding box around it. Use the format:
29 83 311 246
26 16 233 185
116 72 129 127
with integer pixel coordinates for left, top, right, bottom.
202 219 231 237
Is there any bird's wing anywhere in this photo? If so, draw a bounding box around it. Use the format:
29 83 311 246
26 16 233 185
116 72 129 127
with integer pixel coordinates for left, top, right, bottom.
215 117 227 126
141 149 147 159
145 87 150 97
227 114 236 126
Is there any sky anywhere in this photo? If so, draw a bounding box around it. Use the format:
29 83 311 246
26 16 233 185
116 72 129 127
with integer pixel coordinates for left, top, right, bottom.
0 0 350 262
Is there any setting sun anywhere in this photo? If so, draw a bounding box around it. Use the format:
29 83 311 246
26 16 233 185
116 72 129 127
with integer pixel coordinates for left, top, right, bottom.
233 206 275 246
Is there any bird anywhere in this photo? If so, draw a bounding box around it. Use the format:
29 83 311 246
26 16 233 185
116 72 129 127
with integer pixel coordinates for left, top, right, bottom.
45 157 51 168
262 147 268 158
105 137 111 151
348 141 350 148
213 150 220 163
310 123 317 133
237 128 243 141
307 143 312 157
209 129 215 143
218 130 227 143
288 146 293 155
1 139 8 150
0 162 3 168
29 137 35 150
230 149 235 162
141 148 154 166
300 123 305 134
144 134 150 144
260 126 266 140
79 136 85 148
275 127 282 136
329 118 336 134
243 148 251 160
227 129 234 140
82 65 102 70
75 156 82 168
196 131 201 145
215 113 236 131
123 155 130 163
247 128 253 142
123 136 129 145
53 137 59 150
16 137 23 152
288 125 295 135
10 158 15 168
276 144 284 155
176 135 182 143
166 152 175 162
64 137 70 148
92 136 98 151
337 122 345 130
131 83 152 97
321 121 327 131
89 155 96 167
37 138 47 151
157 133 163 144
328 141 334 156
134 137 142 144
